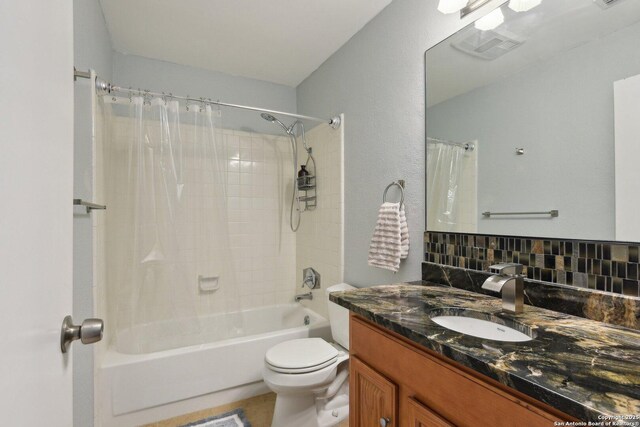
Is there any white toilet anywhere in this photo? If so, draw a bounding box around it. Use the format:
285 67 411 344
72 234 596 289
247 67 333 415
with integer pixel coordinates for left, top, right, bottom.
263 283 355 427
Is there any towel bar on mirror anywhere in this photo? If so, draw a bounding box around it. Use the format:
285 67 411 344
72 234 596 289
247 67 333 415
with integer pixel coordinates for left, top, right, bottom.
383 180 405 206
482 210 558 218
74 199 107 214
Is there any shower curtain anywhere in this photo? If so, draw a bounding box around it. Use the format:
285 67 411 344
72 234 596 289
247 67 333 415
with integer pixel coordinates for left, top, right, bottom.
427 139 465 231
103 96 241 352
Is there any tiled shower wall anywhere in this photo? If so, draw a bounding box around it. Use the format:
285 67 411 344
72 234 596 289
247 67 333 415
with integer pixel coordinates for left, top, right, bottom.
102 115 299 333
425 231 640 297
223 129 298 308
295 120 344 318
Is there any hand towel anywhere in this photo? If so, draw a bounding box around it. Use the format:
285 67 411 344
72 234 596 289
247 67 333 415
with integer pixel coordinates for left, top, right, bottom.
368 202 402 272
399 204 409 259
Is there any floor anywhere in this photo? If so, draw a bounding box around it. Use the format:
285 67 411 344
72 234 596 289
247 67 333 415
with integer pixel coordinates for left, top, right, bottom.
143 393 349 427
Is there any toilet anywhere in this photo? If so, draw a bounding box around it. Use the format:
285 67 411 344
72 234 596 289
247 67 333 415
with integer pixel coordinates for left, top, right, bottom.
262 283 355 427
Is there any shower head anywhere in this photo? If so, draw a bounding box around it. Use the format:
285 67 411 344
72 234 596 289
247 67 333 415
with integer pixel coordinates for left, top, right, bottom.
260 113 277 122
260 112 293 134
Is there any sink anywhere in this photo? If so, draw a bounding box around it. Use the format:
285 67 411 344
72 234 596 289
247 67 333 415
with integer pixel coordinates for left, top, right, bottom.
429 308 534 342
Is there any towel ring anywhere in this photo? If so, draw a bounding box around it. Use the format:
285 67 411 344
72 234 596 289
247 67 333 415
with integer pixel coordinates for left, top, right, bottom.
383 180 405 206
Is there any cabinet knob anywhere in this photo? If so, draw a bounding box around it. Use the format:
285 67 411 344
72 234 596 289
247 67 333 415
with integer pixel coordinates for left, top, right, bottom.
380 417 391 427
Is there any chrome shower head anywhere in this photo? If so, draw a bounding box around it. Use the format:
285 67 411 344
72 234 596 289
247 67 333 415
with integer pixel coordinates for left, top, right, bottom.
260 113 277 122
260 112 292 134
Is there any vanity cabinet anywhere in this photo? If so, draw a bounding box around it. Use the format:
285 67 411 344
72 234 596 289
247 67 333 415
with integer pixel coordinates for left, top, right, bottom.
405 397 454 427
350 356 397 427
349 314 576 427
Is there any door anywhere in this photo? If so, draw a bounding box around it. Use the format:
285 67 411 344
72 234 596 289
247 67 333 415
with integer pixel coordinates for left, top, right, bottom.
406 397 454 427
350 356 398 427
0 0 74 425
614 73 640 241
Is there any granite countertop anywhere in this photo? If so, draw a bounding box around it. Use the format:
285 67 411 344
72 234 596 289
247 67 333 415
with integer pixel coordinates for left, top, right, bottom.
330 283 640 423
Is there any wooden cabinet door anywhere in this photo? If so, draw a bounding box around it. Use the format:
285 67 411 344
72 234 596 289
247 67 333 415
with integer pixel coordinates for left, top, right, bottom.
350 356 398 427
406 397 454 427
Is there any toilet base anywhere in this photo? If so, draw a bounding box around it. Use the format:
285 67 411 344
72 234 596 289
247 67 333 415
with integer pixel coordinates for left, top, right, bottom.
270 378 349 427
271 394 319 427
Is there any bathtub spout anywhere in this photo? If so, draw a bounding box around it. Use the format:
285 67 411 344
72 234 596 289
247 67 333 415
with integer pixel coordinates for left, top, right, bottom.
295 292 313 302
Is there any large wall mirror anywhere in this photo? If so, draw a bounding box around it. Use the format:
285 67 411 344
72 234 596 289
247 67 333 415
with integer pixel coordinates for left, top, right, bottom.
425 0 640 241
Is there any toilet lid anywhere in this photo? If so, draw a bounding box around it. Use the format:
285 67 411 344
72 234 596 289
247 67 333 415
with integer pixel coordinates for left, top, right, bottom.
265 338 339 373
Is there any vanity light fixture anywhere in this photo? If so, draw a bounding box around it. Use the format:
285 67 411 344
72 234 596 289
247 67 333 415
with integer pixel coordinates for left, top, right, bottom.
508 0 542 12
438 0 469 14
474 7 505 31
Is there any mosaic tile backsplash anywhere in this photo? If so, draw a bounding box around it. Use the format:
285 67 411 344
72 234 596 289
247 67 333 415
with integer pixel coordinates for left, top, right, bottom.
424 232 640 297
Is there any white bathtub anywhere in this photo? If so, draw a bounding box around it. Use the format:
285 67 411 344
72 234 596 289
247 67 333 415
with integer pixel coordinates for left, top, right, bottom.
99 304 330 426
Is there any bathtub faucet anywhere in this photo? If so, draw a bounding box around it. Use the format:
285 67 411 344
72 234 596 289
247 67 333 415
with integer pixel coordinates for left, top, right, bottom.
295 292 313 302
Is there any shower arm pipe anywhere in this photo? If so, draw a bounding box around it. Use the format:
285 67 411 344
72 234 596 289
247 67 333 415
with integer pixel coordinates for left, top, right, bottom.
74 68 341 129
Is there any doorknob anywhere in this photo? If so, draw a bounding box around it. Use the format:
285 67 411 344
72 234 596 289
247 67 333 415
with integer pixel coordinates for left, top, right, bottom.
60 315 104 353
380 417 391 427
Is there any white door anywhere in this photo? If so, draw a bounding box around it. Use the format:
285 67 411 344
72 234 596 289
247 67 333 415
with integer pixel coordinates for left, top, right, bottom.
614 73 640 242
0 1 75 425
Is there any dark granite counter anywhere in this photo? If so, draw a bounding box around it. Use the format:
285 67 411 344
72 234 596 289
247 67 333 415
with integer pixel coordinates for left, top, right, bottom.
330 283 640 424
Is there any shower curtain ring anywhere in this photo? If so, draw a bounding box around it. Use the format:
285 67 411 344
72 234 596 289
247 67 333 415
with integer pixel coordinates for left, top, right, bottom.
143 90 151 106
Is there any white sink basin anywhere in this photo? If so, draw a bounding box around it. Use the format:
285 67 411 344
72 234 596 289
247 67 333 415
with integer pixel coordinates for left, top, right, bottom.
430 310 534 342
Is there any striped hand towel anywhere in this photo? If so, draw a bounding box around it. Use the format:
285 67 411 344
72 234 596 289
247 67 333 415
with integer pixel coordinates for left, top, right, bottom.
399 204 409 259
368 202 402 272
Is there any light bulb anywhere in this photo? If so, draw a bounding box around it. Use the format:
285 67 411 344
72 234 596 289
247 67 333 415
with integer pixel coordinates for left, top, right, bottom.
474 7 505 31
508 0 542 12
437 0 468 14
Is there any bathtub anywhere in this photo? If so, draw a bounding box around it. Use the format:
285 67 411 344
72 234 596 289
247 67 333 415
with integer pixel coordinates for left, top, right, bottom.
99 304 330 426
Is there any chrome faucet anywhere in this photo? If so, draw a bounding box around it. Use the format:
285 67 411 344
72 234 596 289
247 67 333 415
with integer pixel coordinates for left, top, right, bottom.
295 292 313 302
481 263 524 314
302 267 321 289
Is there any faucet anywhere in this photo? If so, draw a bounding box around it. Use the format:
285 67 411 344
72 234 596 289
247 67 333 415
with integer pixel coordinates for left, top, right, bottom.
296 268 320 302
481 263 524 314
295 292 313 302
302 267 321 289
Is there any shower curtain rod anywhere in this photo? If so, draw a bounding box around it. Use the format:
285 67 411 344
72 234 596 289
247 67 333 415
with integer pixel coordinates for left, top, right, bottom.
74 68 341 129
427 137 475 152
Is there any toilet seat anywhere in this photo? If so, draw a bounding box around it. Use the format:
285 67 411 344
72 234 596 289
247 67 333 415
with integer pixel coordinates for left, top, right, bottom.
266 338 339 374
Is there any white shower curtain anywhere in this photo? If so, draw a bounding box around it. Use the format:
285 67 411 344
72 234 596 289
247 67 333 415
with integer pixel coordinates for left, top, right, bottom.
427 139 465 231
103 96 241 352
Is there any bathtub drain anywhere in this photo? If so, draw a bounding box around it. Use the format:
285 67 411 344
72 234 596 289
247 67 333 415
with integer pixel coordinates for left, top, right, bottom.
304 315 310 326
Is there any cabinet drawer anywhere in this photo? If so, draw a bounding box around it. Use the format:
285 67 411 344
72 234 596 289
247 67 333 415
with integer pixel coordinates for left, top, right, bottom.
350 314 573 427
406 397 454 427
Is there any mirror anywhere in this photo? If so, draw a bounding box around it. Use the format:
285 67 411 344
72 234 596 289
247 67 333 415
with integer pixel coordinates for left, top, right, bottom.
425 0 640 241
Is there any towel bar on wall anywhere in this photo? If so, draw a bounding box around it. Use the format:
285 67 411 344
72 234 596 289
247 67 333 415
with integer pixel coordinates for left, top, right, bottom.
383 180 405 206
74 199 107 214
482 210 559 218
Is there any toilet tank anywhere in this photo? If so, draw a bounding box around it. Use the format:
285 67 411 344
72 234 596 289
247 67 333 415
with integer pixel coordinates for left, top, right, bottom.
326 283 356 350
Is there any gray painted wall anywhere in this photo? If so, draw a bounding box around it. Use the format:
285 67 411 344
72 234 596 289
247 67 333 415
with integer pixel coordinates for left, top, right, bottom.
428 20 640 241
296 0 505 286
73 1 113 426
74 0 113 80
112 52 298 134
